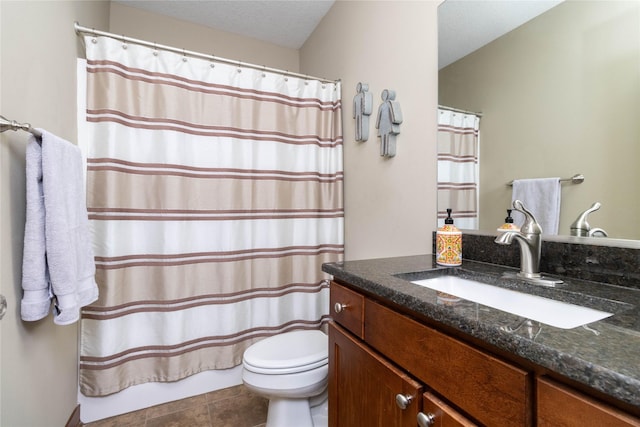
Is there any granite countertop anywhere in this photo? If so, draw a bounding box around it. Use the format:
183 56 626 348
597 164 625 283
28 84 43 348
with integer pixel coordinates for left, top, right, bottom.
322 255 640 409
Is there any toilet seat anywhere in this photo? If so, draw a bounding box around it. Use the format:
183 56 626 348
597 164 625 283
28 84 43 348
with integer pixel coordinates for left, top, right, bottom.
243 330 328 375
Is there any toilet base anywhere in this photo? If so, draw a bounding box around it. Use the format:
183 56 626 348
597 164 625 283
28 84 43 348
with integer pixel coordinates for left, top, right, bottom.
263 390 328 427
266 397 313 427
310 396 329 427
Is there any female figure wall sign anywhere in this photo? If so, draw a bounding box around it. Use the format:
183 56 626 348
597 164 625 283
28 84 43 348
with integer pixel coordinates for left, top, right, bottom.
375 89 402 157
353 82 373 142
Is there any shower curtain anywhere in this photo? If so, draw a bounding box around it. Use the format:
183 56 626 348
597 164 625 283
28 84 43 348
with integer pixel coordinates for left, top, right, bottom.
77 36 343 396
437 108 480 229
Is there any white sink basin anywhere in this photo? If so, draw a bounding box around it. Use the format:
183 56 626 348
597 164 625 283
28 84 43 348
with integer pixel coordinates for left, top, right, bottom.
411 276 613 329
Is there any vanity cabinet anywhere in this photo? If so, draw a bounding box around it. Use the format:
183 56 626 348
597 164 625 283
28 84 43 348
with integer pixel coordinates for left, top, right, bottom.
422 392 476 427
329 281 479 427
328 279 640 427
364 298 530 426
328 322 422 426
329 280 364 339
537 377 640 427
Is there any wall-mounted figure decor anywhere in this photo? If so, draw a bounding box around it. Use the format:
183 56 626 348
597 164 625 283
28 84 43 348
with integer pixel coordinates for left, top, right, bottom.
353 82 373 142
375 89 402 157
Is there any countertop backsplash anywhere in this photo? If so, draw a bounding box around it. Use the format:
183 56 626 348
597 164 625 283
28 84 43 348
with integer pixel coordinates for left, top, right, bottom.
433 231 640 290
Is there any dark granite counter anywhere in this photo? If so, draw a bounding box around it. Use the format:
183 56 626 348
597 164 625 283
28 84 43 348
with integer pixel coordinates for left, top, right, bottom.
322 255 640 409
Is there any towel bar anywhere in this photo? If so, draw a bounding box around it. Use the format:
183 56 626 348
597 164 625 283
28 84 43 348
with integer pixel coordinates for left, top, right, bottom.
507 174 584 187
0 115 42 139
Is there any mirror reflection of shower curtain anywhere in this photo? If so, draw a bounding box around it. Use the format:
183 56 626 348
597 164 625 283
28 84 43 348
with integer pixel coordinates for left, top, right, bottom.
437 108 480 229
77 35 343 397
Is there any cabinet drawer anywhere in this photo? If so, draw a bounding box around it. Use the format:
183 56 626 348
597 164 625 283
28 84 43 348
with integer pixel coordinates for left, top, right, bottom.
421 391 477 427
537 377 640 426
329 281 364 338
365 299 531 427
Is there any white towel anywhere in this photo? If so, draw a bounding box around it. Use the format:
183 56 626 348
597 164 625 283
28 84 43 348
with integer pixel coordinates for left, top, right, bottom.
511 177 561 235
21 138 51 321
21 130 99 325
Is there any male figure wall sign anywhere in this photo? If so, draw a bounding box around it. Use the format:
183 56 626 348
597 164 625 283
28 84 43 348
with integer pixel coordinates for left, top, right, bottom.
375 89 402 157
353 82 373 142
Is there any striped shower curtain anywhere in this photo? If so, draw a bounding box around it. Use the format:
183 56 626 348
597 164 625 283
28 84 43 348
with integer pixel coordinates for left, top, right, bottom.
77 36 343 397
437 108 480 229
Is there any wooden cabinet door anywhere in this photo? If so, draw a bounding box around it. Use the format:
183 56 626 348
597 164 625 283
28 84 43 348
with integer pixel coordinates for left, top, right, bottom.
537 377 640 427
328 322 422 427
419 391 477 427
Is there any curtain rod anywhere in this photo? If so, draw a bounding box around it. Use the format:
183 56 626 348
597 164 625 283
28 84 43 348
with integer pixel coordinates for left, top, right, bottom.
438 105 483 117
74 22 339 85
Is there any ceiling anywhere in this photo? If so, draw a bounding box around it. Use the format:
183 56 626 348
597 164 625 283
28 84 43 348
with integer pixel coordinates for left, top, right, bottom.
438 0 563 69
115 0 335 49
116 0 563 66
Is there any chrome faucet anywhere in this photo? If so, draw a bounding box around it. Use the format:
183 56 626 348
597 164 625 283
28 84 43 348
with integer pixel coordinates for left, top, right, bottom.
494 200 542 280
570 202 608 237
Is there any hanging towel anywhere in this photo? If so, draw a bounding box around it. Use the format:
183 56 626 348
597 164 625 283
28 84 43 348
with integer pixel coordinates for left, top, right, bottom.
21 137 50 321
21 130 99 325
511 177 561 235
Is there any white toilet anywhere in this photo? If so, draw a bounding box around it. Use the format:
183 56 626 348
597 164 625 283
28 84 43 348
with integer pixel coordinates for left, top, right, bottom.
242 329 329 427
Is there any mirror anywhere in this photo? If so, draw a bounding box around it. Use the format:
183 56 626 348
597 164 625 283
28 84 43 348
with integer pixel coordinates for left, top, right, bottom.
438 0 640 241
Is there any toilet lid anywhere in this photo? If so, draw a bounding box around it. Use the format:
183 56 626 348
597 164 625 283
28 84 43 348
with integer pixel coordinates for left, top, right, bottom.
243 330 328 374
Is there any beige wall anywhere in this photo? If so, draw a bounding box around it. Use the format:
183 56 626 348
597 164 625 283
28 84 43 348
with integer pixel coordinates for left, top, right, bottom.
439 0 640 240
301 0 440 260
1 1 441 423
0 2 109 425
109 2 300 72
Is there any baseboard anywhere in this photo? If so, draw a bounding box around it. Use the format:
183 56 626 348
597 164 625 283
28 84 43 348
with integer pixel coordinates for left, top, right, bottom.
65 404 81 427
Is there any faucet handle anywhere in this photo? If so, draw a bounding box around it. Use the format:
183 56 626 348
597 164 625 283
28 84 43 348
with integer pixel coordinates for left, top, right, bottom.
512 200 543 234
570 202 601 236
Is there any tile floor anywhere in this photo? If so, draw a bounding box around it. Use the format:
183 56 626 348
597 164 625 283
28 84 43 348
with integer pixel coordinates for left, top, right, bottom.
83 384 268 427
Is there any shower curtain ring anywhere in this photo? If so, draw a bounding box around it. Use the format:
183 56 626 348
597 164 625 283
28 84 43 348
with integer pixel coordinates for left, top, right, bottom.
237 61 242 73
91 28 97 44
121 34 127 49
210 54 215 68
262 65 266 78
182 49 187 62
153 42 158 56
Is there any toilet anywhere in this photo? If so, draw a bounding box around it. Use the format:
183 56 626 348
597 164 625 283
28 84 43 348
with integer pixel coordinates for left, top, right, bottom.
242 329 329 427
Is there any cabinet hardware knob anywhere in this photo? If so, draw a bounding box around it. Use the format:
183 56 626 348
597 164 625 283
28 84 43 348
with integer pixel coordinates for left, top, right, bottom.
395 393 414 410
417 412 436 427
334 302 348 313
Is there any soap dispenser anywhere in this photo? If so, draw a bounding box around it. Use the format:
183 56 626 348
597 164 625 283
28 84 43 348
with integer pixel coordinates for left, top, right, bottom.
497 209 520 233
436 208 462 266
